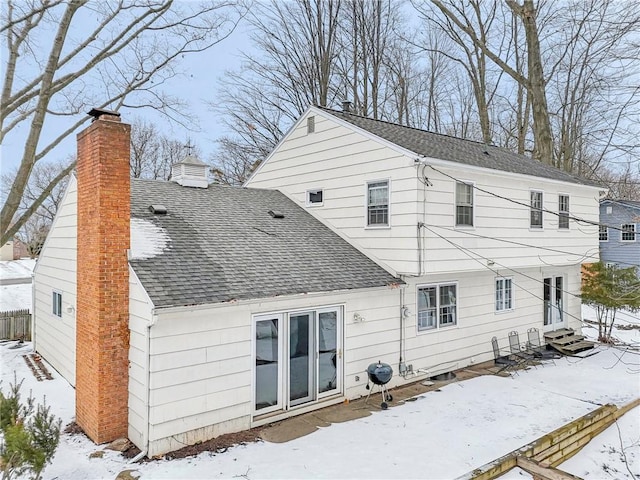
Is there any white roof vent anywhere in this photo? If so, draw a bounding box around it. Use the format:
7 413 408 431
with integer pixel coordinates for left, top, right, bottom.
171 155 209 188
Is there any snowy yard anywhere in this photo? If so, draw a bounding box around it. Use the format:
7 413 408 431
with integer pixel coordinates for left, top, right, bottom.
0 258 36 281
1 306 638 479
0 259 35 311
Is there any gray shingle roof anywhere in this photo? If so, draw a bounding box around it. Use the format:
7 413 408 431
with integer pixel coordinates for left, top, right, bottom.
129 179 402 308
321 108 601 188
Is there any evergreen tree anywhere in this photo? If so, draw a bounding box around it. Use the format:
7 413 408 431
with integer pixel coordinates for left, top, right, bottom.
582 262 640 342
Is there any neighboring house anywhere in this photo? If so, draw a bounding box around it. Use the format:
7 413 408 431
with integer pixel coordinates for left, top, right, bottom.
246 104 602 380
0 241 13 261
599 199 640 272
34 110 402 456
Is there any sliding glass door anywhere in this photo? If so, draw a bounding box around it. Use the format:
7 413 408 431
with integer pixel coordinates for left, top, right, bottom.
254 307 342 415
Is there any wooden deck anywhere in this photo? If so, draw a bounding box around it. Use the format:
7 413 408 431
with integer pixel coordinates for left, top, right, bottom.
544 328 596 355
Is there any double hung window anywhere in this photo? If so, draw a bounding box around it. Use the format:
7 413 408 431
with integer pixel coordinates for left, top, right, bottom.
622 224 636 241
558 195 569 229
455 182 474 227
417 284 457 331
530 191 543 228
599 225 608 241
367 181 389 226
495 278 513 312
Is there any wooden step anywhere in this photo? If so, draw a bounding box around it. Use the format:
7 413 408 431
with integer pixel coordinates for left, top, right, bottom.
549 340 596 355
560 341 596 353
550 335 585 346
544 329 575 341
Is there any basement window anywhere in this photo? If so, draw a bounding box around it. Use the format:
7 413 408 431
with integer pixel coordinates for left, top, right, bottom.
306 189 323 206
52 291 62 317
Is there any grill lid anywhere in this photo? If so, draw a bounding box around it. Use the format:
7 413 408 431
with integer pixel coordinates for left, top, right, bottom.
367 361 393 385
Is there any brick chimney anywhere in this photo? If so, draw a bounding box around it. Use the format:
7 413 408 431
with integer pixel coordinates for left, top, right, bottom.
76 108 131 444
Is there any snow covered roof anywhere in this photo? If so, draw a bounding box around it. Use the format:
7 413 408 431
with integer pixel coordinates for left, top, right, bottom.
129 179 402 308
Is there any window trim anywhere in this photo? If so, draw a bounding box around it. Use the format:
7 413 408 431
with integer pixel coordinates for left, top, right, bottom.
365 179 390 229
416 282 458 333
52 291 62 317
558 194 570 230
495 277 514 313
599 225 608 242
455 181 475 228
530 190 544 229
621 223 636 242
306 188 324 207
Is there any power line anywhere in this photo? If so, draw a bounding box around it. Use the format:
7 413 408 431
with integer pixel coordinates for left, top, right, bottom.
426 163 634 233
421 222 640 269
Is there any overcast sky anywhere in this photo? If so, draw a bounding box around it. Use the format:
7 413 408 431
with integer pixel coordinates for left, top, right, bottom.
1 18 253 175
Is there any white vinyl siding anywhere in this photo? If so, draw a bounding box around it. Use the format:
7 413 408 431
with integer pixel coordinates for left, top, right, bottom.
530 191 543 228
145 286 399 457
246 108 601 276
33 176 78 386
455 182 473 227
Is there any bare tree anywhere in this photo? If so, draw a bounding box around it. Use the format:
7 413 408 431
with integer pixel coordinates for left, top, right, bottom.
1 158 72 256
129 117 195 181
1 0 244 245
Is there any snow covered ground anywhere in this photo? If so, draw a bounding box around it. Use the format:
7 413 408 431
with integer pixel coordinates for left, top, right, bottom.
0 258 35 311
1 280 638 479
1 317 638 479
0 258 36 280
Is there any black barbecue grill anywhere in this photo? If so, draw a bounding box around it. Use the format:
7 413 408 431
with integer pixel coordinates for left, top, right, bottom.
365 361 393 409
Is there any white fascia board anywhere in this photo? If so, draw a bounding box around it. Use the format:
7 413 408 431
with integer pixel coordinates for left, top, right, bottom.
153 283 406 315
419 156 605 192
128 264 156 311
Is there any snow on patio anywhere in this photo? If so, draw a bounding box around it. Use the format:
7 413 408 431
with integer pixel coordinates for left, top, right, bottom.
1 334 638 479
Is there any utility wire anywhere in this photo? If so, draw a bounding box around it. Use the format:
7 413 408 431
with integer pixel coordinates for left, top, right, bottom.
426 163 634 233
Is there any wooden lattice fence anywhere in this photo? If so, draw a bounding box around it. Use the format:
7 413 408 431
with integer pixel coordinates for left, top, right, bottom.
0 309 31 341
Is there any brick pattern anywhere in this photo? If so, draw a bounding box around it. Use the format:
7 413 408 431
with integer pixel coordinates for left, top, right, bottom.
76 114 131 444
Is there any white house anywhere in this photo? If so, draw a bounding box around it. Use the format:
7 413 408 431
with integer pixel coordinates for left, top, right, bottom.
246 104 603 380
33 109 402 457
33 106 602 458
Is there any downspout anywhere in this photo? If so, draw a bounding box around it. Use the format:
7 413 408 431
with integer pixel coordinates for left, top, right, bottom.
31 272 36 347
130 308 157 463
399 282 404 373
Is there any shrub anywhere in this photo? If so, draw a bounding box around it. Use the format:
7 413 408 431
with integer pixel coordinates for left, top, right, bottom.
0 375 61 480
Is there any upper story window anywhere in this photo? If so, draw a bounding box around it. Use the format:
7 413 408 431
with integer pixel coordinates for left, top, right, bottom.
455 182 474 227
52 291 62 317
495 278 513 312
530 191 543 229
417 283 457 332
558 195 569 229
307 116 315 134
367 180 389 227
599 225 608 241
621 224 636 242
306 189 323 206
